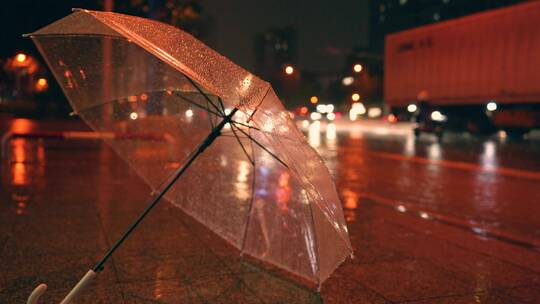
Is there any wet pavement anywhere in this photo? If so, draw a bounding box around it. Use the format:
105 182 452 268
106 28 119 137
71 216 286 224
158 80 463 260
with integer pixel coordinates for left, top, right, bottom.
1 117 540 303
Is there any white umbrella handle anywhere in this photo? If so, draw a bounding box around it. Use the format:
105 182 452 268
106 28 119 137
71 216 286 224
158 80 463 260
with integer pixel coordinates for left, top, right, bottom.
26 284 47 304
27 269 96 304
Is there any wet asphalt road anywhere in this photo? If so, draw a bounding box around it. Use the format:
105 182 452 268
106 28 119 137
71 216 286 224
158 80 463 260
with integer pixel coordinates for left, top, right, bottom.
310 120 540 250
1 117 540 303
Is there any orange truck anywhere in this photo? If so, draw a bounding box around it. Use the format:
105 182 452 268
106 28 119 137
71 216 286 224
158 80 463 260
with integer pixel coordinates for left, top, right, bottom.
384 1 540 136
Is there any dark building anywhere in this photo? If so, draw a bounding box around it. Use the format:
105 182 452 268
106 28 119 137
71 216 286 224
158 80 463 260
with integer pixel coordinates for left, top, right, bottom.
370 0 525 54
340 48 384 106
253 27 301 105
253 27 297 81
115 0 215 42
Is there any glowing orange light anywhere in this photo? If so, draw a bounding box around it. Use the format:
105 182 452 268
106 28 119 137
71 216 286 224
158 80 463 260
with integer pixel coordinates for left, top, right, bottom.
284 65 294 75
342 189 358 222
128 95 138 102
276 172 291 212
351 93 360 102
140 93 148 101
342 190 358 208
387 114 397 123
300 106 308 115
35 78 48 91
16 53 27 63
10 118 33 133
310 96 318 104
279 172 290 187
353 64 363 73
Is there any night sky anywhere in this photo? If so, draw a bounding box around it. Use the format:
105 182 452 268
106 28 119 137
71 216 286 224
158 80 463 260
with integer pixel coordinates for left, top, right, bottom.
1 0 369 73
205 0 369 71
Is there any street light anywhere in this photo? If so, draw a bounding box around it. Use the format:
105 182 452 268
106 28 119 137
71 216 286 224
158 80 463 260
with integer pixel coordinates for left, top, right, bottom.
8 52 37 100
327 112 336 121
351 93 360 102
368 107 382 118
310 96 318 104
486 101 497 112
284 65 294 75
16 53 27 63
431 110 446 121
342 76 354 86
353 64 363 73
310 112 322 120
35 78 48 92
349 102 366 121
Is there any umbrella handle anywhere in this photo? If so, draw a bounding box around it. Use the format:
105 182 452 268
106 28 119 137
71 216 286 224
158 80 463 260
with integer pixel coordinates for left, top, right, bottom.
26 284 47 304
27 269 97 304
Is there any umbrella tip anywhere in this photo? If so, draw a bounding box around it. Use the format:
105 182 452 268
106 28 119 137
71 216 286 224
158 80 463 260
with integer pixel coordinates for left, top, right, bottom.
72 8 89 13
22 33 32 38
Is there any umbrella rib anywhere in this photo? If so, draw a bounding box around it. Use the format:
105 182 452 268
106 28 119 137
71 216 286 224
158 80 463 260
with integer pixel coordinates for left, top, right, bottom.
240 127 257 253
231 121 297 143
65 89 214 116
217 97 226 113
174 92 223 118
232 124 288 169
307 195 322 287
230 121 262 131
229 124 255 165
205 99 216 128
219 133 247 138
184 76 224 116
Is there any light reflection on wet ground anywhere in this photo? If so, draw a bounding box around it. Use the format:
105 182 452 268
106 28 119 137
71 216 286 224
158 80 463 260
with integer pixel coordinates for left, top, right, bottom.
1 118 540 303
304 120 540 245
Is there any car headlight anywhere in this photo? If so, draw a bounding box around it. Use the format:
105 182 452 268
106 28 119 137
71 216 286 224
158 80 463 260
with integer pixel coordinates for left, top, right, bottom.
430 111 447 122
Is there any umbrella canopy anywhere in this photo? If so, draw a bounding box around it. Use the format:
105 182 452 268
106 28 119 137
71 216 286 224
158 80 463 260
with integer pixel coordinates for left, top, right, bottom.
29 9 352 286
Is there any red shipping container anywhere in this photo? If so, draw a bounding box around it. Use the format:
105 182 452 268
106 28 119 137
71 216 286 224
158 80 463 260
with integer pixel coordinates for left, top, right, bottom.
384 1 540 107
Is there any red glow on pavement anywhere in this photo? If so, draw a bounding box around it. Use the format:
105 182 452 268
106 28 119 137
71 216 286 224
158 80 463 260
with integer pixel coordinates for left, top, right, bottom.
12 162 28 186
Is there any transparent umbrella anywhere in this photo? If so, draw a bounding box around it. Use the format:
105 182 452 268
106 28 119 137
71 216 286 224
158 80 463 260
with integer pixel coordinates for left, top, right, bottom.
26 9 352 304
